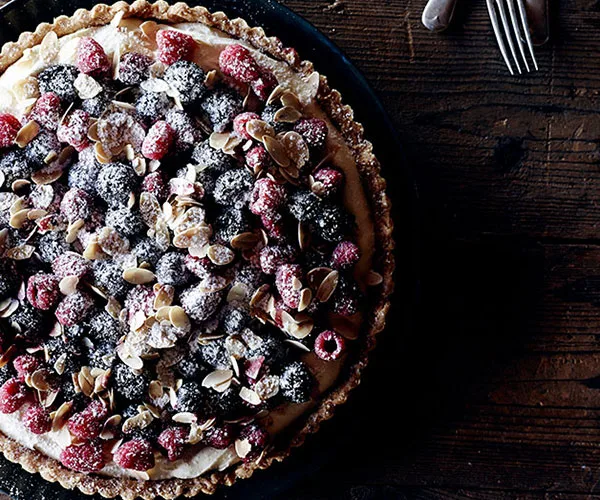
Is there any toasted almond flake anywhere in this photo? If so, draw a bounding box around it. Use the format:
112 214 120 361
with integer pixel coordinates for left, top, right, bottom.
274 106 302 123
298 222 310 251
94 142 112 164
230 231 260 250
306 71 321 100
227 283 248 303
199 275 230 294
15 120 40 148
5 244 34 260
44 151 57 164
110 9 125 27
140 78 170 93
202 369 233 393
0 171 4 189
250 284 270 309
173 412 197 424
209 131 230 150
132 156 147 176
316 270 339 302
153 284 174 310
139 192 161 227
155 306 171 322
263 135 290 168
39 31 59 63
27 208 46 220
207 244 235 266
169 306 190 330
65 218 85 244
8 208 29 229
307 267 333 289
41 389 59 409
52 401 73 432
122 410 154 434
285 339 311 352
246 119 275 142
31 167 63 185
204 69 220 88
235 438 252 458
31 369 51 392
0 345 16 367
105 297 122 319
267 84 285 105
148 380 163 400
280 90 302 110
366 270 384 286
168 387 178 408
298 288 313 312
83 240 107 260
239 387 262 406
140 20 159 39
59 275 79 295
280 131 309 168
12 179 30 193
173 226 210 249
94 369 111 394
88 121 99 142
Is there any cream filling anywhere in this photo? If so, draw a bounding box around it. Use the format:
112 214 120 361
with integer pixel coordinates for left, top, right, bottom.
0 20 375 479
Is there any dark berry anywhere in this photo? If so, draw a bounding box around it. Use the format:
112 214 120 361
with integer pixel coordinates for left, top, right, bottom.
314 330 346 361
60 187 93 223
0 114 20 148
220 306 250 335
246 331 289 367
207 386 242 418
142 120 175 160
180 285 223 322
184 255 214 279
60 441 106 472
280 361 313 403
294 118 328 150
10 302 47 340
81 91 111 117
135 92 172 124
175 381 204 413
97 162 138 207
158 427 189 461
55 291 95 326
0 150 32 185
175 354 206 380
38 231 70 264
92 260 130 299
132 238 163 266
118 53 152 85
163 60 206 104
157 30 195 65
0 378 29 413
112 363 148 401
197 338 230 369
57 109 90 151
313 167 344 198
38 65 79 102
238 423 269 461
259 245 294 275
88 310 122 343
219 44 260 84
68 148 101 195
260 104 288 134
52 252 91 279
26 273 60 310
165 109 199 152
288 190 322 222
331 241 360 270
332 275 360 316
155 252 192 287
0 259 19 299
313 205 350 243
213 169 253 208
77 37 111 76
30 93 62 130
191 140 233 171
24 404 51 434
199 88 243 133
105 207 145 238
203 423 236 449
250 178 286 216
25 130 61 168
213 208 250 244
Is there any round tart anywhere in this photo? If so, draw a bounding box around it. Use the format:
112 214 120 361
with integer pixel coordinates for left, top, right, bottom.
0 1 394 498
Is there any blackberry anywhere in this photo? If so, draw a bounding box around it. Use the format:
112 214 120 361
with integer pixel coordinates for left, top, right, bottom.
0 260 19 299
207 387 242 419
220 306 250 335
68 151 101 195
0 366 13 388
163 61 207 105
165 109 199 152
261 104 289 134
81 92 111 117
38 65 79 102
301 249 328 270
279 361 313 403
135 92 172 124
44 337 82 373
10 302 47 341
155 252 192 287
175 354 206 380
213 169 253 208
105 207 145 238
118 53 152 86
122 404 161 441
332 274 361 316
213 208 250 244
175 381 204 413
0 150 32 185
132 238 163 266
87 341 116 369
199 88 243 133
37 231 70 264
313 204 351 243
25 131 61 168
97 162 138 207
197 338 230 369
247 330 289 366
93 260 130 299
234 263 263 291
180 285 223 322
112 363 149 402
64 324 87 342
288 190 322 223
190 140 234 171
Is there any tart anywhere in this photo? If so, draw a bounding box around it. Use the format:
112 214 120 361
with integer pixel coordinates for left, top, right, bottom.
0 1 394 498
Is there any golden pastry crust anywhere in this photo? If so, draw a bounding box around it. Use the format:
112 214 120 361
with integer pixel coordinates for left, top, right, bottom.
0 2 395 498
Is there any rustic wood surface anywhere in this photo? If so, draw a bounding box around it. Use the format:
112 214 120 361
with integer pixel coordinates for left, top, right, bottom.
274 0 600 498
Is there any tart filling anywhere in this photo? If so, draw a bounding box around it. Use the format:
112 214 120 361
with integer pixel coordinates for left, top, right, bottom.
0 16 378 480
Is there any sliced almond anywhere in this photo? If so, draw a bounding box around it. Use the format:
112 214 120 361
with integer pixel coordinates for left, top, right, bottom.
316 270 339 303
31 369 51 392
298 222 310 251
280 90 302 110
15 120 40 148
31 168 63 185
74 73 103 100
202 369 233 393
246 119 275 142
153 284 174 310
307 267 333 289
122 410 154 434
263 135 290 168
207 244 235 266
239 387 262 406
94 142 112 164
285 339 311 352
250 284 271 309
235 438 252 459
140 21 159 40
5 244 34 260
65 218 85 244
51 401 73 432
230 231 260 250
169 306 190 330
274 106 302 123
148 380 163 400
12 179 30 193
298 288 313 312
39 31 59 63
172 412 197 424
59 275 79 295
0 345 15 367
9 208 29 229
209 131 231 150
88 121 100 142
27 208 46 220
366 270 384 286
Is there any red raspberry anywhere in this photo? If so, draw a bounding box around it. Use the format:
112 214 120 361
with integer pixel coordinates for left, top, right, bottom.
245 145 272 173
250 178 286 216
261 213 285 240
142 172 168 202
203 424 236 449
114 439 156 471
314 330 346 361
244 356 265 383
60 187 93 223
27 273 60 310
330 241 360 270
157 427 189 461
0 378 29 414
30 93 62 130
156 30 195 65
275 264 303 309
60 441 106 472
0 114 21 149
313 167 344 198
52 252 91 279
294 118 328 150
142 121 175 160
68 401 107 440
55 291 94 326
238 423 269 462
219 44 261 84
13 354 41 379
57 110 90 152
184 255 215 279
233 112 260 140
259 245 295 275
77 37 111 76
24 404 51 434
251 69 277 101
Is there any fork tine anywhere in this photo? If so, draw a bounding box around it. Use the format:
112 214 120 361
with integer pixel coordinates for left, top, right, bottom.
495 0 522 74
515 0 539 70
506 0 530 72
486 0 514 75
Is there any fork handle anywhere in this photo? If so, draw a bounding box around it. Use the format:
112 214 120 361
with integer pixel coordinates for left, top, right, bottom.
421 0 459 32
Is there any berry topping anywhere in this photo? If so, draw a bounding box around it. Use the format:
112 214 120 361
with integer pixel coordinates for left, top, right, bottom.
314 330 346 361
233 112 260 139
219 44 260 84
213 169 253 207
57 109 90 151
252 69 277 101
105 207 145 238
26 274 60 310
52 252 91 279
97 162 138 207
250 178 286 216
0 114 20 149
30 92 62 131
275 264 303 309
280 361 313 403
330 241 360 270
203 423 236 449
142 121 175 160
38 65 79 102
174 381 204 413
163 60 207 105
135 92 172 124
114 439 155 471
24 404 51 434
60 187 93 223
199 88 243 133
77 37 111 76
0 150 32 186
92 260 130 299
13 354 40 379
68 401 107 440
117 53 152 85
156 30 195 66
332 275 360 316
158 427 189 461
0 378 29 413
238 423 269 462
60 441 106 472
142 171 168 202
260 245 295 275
55 291 95 326
313 167 344 198
294 118 328 150
112 363 149 402
155 252 192 287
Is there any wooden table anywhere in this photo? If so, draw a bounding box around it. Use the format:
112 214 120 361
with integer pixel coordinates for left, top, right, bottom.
276 0 600 498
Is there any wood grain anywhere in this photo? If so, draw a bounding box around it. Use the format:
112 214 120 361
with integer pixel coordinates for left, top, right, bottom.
277 0 600 497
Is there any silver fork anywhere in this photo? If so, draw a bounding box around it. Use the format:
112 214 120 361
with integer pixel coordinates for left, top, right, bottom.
487 0 539 75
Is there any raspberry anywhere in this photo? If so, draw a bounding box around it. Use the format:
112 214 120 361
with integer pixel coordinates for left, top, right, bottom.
55 291 95 326
163 61 206 105
142 172 168 202
261 213 285 241
330 241 360 270
157 427 188 461
24 404 51 434
332 276 360 316
245 145 272 173
238 423 269 462
30 93 62 130
294 118 328 150
233 112 260 140
314 330 346 361
52 252 91 279
142 121 174 160
68 401 108 440
0 114 20 148
77 37 111 76
251 69 277 101
57 109 90 151
38 65 79 102
125 286 155 323
0 378 29 413
259 245 295 275
27 273 60 310
184 255 214 279
13 354 40 379
114 439 155 471
250 178 286 216
117 53 152 85
60 441 106 472
203 424 236 449
280 361 313 403
156 30 195 65
60 187 93 223
219 44 260 84
313 167 344 198
275 264 303 309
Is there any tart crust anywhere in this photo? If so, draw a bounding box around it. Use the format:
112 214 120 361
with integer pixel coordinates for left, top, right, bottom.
0 1 395 498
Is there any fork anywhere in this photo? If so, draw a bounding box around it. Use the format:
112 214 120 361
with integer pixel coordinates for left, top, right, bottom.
486 0 539 74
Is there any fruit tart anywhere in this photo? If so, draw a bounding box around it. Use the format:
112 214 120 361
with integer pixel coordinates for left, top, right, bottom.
0 1 394 498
